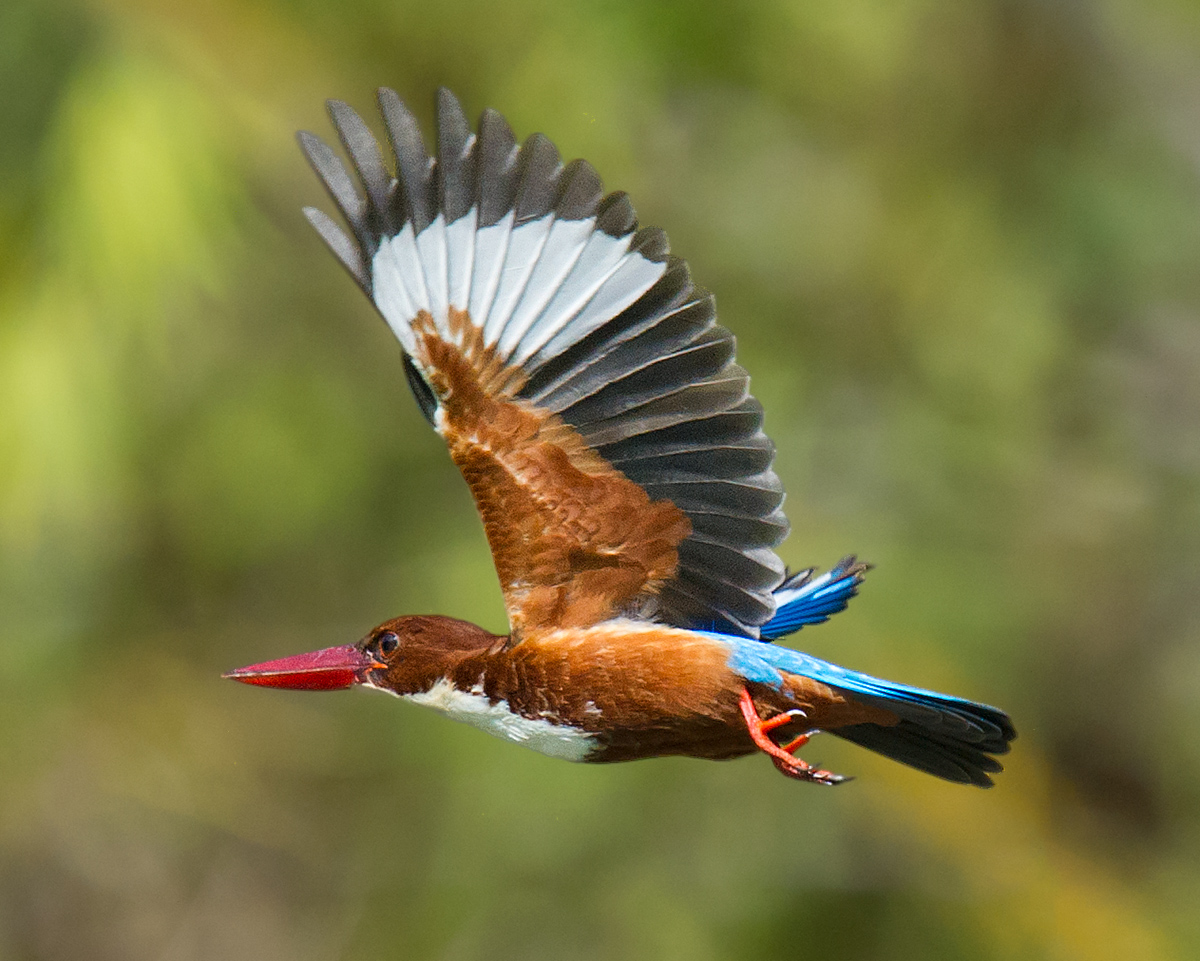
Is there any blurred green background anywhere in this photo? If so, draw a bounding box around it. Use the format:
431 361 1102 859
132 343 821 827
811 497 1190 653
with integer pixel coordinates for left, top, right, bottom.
3 0 1199 958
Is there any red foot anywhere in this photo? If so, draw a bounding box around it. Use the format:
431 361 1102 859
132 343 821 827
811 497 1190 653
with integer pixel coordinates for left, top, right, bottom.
739 689 849 786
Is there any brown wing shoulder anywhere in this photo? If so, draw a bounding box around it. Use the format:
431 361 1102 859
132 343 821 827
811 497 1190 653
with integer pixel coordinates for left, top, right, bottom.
414 309 692 638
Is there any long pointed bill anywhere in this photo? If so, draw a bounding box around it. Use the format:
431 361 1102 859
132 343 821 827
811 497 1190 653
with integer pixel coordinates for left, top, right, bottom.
223 645 382 691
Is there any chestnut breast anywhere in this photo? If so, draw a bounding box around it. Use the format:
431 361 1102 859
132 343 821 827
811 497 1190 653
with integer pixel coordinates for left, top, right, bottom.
441 622 761 762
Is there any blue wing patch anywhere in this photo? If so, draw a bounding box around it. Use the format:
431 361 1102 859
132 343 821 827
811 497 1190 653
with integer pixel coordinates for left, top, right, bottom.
759 556 870 640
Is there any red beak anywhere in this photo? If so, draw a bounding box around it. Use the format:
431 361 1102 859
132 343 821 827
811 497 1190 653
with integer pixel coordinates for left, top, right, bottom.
222 644 382 691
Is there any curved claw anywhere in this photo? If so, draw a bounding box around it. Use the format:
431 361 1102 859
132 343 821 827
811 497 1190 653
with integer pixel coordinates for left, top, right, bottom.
739 688 849 786
768 754 852 786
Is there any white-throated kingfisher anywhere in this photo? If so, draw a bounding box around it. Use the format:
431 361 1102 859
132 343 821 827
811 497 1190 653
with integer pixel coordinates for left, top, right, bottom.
225 89 1015 787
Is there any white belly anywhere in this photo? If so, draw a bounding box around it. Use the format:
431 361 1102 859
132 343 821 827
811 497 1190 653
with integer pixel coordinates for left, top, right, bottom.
396 677 599 762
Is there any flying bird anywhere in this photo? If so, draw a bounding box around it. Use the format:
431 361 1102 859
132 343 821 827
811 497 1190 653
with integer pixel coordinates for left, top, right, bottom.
225 89 1015 786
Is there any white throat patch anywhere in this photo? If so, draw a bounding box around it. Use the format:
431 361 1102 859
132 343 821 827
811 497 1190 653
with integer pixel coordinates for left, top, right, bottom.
394 677 598 762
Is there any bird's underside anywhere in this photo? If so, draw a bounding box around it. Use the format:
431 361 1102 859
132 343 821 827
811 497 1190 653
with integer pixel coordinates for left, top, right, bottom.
225 88 1016 788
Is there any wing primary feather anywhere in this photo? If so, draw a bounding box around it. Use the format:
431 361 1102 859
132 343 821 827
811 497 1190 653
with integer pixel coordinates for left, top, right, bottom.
572 372 751 445
593 191 638 237
629 225 670 262
593 398 767 459
471 110 521 336
530 303 712 411
682 508 789 548
642 472 785 518
506 219 600 366
377 91 448 325
518 246 687 385
435 92 479 316
378 87 435 233
523 266 706 404
435 88 476 223
488 135 565 357
497 160 609 366
607 444 774 481
555 159 604 220
303 206 369 291
556 331 734 426
663 568 776 631
476 108 520 226
513 133 564 224
326 100 395 236
297 131 375 259
677 537 784 590
648 577 752 636
606 430 773 467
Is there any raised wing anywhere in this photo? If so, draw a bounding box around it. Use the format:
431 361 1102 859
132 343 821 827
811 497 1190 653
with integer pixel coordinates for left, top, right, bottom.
301 88 788 639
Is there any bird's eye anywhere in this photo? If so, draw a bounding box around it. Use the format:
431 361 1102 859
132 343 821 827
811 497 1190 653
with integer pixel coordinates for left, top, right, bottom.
377 631 400 656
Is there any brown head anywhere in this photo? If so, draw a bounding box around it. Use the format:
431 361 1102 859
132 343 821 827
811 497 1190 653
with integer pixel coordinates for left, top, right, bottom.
223 615 502 695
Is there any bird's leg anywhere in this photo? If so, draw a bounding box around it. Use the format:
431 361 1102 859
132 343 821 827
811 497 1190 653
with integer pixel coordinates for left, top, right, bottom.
738 688 849 786
778 731 813 755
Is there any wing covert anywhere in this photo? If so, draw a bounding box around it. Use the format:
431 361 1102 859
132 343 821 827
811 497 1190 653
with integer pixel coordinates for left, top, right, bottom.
302 88 789 639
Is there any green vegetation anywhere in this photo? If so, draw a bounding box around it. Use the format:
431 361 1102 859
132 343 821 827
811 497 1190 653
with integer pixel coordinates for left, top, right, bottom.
2 1 1198 958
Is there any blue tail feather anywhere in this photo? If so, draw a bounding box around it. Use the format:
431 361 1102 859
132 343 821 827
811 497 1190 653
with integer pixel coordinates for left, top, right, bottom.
721 635 1016 786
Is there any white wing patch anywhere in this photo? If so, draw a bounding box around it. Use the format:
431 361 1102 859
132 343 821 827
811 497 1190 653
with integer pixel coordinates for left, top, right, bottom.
370 209 667 375
388 677 599 762
414 214 450 323
499 218 593 359
444 210 477 311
